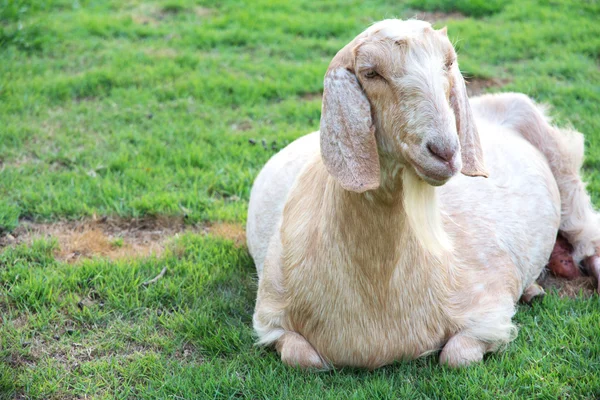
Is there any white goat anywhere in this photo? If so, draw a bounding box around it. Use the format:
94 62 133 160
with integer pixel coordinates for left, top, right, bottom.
246 19 600 369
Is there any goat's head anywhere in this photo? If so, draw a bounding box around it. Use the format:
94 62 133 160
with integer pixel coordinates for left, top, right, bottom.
320 19 488 192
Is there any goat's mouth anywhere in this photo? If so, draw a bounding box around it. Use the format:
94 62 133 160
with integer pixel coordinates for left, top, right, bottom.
412 163 453 186
407 152 460 186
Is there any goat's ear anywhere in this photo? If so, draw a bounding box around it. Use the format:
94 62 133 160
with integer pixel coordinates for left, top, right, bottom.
320 67 380 192
449 64 489 178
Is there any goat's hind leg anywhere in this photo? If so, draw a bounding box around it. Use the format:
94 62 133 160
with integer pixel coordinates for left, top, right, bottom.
583 256 600 293
473 93 600 277
441 303 516 368
444 272 518 367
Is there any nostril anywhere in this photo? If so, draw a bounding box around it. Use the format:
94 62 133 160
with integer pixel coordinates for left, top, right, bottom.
427 142 455 163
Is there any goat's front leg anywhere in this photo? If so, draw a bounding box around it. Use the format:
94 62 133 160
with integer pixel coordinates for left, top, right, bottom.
254 290 328 369
276 332 328 369
439 334 491 367
520 283 546 304
254 234 328 370
583 253 600 294
254 296 327 369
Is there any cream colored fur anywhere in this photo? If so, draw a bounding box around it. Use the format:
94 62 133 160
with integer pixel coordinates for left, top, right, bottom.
246 19 600 369
401 167 452 258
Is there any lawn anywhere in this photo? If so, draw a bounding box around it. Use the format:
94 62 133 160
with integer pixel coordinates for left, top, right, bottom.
1 0 599 398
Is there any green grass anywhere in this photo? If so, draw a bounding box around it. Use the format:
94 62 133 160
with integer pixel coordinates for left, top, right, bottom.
0 0 599 398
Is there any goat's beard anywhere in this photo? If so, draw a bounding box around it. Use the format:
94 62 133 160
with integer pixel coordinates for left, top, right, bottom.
402 167 453 258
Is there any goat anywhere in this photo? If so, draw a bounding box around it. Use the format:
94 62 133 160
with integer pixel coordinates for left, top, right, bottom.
246 19 600 369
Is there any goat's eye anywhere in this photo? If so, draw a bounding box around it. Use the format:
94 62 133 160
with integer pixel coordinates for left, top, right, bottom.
444 59 454 72
364 70 380 79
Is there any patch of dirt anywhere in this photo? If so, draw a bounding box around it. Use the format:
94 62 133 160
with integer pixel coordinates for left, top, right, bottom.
8 336 154 372
207 222 246 246
144 47 179 58
537 273 597 298
8 320 205 374
300 92 322 101
6 351 36 369
173 342 202 362
0 217 246 262
131 4 213 26
131 4 162 26
11 314 29 329
194 6 213 17
230 120 253 132
404 10 466 24
465 77 511 97
3 154 42 170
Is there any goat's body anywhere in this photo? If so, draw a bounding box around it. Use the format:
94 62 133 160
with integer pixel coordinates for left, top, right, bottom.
248 93 593 368
440 121 561 292
247 132 320 276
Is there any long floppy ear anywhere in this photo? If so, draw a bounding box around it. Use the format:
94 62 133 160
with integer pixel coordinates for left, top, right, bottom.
320 66 380 192
449 63 489 178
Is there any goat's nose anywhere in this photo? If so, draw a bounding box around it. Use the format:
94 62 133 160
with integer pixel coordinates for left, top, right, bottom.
427 141 456 163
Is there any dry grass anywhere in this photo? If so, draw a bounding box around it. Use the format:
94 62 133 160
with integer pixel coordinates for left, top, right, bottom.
538 273 597 298
300 92 323 101
2 217 595 298
194 6 213 17
0 217 246 262
466 77 511 96
7 330 199 373
206 222 246 246
404 10 466 23
131 3 213 26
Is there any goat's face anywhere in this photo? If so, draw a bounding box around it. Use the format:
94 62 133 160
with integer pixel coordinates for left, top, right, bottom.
320 19 488 192
357 22 463 185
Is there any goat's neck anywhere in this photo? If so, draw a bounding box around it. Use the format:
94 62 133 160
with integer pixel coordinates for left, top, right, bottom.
331 156 452 260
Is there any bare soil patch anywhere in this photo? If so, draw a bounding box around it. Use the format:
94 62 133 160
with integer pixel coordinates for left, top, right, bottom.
466 77 511 96
131 4 162 26
208 222 246 246
537 272 597 298
8 332 201 374
405 10 466 24
0 217 246 262
300 92 322 101
132 4 213 26
12 314 28 329
144 47 179 58
194 6 213 17
2 217 594 298
230 120 253 132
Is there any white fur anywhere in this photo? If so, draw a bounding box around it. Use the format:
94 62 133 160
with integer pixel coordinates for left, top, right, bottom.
246 132 319 276
402 167 452 257
246 20 600 369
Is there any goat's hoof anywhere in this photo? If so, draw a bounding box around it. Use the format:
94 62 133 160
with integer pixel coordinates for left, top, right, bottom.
276 332 328 370
520 283 546 304
583 254 600 294
439 335 488 367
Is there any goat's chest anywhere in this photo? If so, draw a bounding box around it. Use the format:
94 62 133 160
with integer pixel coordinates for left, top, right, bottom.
281 243 453 368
